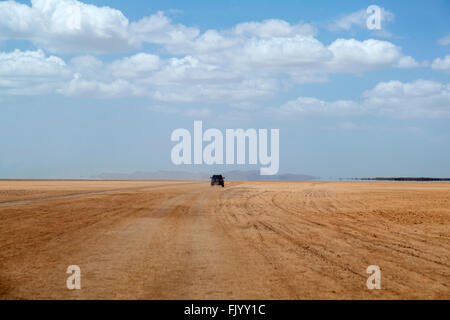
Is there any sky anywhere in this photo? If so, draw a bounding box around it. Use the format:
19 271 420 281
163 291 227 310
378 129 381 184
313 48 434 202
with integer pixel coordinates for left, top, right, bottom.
0 0 449 179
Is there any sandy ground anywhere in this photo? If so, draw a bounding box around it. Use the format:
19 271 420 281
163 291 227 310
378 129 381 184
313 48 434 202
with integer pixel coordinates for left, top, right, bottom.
0 180 449 299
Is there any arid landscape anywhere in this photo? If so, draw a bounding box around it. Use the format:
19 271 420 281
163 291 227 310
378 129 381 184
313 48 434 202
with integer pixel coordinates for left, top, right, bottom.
0 180 449 299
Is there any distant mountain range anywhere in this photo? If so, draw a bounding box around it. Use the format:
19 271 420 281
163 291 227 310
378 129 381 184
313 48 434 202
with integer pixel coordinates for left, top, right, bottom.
95 170 318 181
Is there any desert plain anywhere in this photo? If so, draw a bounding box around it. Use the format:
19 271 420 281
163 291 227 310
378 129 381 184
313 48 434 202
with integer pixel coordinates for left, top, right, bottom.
0 180 449 299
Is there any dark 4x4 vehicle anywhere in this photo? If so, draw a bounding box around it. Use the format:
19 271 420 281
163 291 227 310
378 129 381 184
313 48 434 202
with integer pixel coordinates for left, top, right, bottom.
210 175 225 187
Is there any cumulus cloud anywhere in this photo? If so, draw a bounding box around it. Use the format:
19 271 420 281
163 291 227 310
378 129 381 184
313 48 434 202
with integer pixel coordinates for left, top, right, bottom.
431 55 450 73
276 80 450 118
326 39 417 72
362 80 450 118
0 49 71 95
0 38 418 101
129 11 199 48
68 55 104 78
163 31 416 81
232 19 317 38
0 0 419 103
0 1 415 69
0 0 198 53
279 97 360 116
108 53 160 79
396 56 419 68
0 48 278 100
0 49 68 76
59 75 144 98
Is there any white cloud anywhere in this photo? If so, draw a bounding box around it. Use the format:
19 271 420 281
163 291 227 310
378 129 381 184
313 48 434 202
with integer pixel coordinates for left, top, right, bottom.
363 80 450 118
0 1 419 104
129 11 199 48
0 1 39 37
68 55 104 78
431 55 450 73
60 74 144 98
234 36 331 69
0 48 278 100
0 0 198 53
0 49 68 76
0 49 71 95
0 1 413 74
396 56 419 68
164 32 416 81
276 80 450 118
330 9 367 31
0 38 418 102
108 53 160 79
438 34 450 46
279 96 360 116
330 7 395 33
327 39 417 72
232 19 317 37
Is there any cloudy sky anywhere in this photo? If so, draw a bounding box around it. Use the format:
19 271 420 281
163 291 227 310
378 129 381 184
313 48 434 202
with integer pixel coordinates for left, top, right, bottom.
0 0 449 178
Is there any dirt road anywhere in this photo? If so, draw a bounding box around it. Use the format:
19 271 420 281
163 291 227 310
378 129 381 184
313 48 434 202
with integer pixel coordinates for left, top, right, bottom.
0 180 449 299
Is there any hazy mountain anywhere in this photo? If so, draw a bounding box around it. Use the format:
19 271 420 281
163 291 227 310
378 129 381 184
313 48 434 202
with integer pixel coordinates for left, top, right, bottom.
95 170 317 181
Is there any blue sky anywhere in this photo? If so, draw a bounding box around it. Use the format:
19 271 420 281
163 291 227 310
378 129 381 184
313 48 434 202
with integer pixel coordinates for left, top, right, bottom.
0 0 449 178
